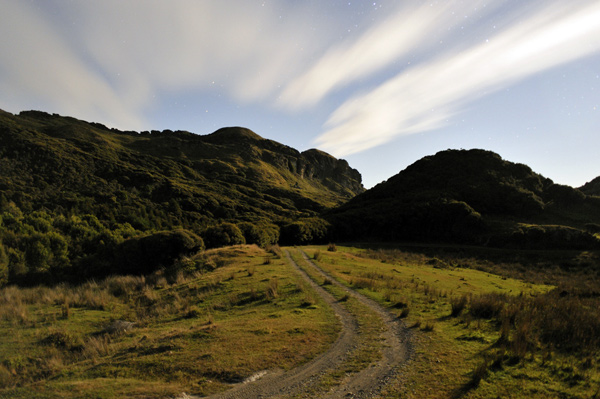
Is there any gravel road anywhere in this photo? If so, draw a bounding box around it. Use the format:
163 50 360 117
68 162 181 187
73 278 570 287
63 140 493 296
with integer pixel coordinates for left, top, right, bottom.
196 249 411 399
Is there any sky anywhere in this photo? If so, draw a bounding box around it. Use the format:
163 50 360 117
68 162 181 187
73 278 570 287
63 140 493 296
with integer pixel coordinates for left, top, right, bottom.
1 0 599 189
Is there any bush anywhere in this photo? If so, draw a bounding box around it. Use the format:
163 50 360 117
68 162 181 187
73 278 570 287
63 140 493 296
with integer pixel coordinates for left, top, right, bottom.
469 293 506 319
109 229 204 275
204 223 245 249
238 222 279 248
0 242 8 287
450 295 468 317
280 218 331 245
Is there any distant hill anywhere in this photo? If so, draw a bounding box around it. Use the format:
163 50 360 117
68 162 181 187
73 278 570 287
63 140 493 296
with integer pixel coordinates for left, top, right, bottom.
0 109 363 284
580 177 600 196
0 109 362 227
326 149 600 249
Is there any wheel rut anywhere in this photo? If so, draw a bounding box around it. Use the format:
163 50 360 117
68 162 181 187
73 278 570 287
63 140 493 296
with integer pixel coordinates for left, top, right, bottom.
196 249 411 399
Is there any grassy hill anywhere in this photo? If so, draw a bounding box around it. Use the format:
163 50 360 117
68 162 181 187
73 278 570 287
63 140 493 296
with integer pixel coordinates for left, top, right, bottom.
0 110 362 225
580 176 600 196
326 149 600 249
0 109 363 284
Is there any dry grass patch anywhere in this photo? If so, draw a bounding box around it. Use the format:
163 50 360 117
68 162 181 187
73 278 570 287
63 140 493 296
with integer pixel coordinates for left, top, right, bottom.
0 245 339 398
303 245 600 399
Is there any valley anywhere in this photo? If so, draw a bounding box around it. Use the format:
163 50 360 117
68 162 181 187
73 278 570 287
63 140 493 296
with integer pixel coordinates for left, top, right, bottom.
1 110 599 398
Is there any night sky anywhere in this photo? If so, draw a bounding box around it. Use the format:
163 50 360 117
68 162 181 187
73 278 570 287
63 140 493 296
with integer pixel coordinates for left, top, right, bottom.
1 0 599 188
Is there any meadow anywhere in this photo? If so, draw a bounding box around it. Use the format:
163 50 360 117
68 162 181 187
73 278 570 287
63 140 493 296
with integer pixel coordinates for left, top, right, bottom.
303 244 600 398
0 245 339 398
1 243 599 398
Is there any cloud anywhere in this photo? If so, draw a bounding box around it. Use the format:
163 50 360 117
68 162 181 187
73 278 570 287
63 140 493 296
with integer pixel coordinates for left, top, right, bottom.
277 0 497 110
0 1 147 129
0 0 334 129
313 1 600 156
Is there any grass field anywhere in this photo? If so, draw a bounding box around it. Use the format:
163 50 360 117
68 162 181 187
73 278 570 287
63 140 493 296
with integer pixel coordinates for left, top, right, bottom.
303 244 600 399
0 245 339 398
1 243 599 398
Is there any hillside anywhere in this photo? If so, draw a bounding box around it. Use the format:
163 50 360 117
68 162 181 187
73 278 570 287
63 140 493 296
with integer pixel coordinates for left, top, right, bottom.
580 176 600 196
0 110 362 223
0 109 363 284
326 149 600 249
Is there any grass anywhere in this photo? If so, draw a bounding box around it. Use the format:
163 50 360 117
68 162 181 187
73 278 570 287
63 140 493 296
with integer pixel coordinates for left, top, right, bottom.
303 244 600 399
3 243 599 398
0 245 339 398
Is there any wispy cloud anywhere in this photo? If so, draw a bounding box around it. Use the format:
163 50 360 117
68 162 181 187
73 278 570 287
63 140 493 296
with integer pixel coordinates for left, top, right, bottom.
0 1 147 128
312 1 600 156
277 1 498 110
1 0 598 146
0 0 334 129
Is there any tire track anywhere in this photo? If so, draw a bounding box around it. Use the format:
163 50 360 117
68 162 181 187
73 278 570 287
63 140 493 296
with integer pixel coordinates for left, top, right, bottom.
196 249 411 399
298 250 411 399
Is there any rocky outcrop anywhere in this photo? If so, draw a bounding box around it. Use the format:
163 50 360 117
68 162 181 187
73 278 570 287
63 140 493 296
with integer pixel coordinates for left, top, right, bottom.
204 127 364 199
298 149 364 196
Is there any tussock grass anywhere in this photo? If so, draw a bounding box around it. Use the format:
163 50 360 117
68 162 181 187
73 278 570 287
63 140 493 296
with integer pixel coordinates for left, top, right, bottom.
449 294 468 317
304 244 600 399
0 245 339 398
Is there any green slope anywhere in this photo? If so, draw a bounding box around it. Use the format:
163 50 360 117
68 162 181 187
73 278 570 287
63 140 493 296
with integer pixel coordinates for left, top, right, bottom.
0 110 363 226
326 149 600 249
0 109 363 284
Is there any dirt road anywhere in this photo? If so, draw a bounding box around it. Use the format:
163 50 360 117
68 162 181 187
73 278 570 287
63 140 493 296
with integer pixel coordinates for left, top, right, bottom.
198 249 411 398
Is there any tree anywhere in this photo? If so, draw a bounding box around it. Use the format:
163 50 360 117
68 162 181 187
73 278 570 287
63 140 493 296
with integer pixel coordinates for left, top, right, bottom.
25 235 52 273
112 229 204 275
238 222 280 248
280 217 330 245
0 241 8 287
204 223 245 248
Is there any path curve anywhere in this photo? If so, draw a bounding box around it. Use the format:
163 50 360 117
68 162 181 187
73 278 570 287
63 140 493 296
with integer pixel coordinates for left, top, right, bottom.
196 249 411 398
299 250 412 398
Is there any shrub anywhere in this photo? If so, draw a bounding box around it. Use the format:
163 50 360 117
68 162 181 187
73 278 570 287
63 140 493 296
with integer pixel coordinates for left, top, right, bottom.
203 223 245 249
113 229 204 275
313 250 322 261
450 295 468 317
469 293 506 319
280 217 331 245
238 222 279 248
265 278 279 301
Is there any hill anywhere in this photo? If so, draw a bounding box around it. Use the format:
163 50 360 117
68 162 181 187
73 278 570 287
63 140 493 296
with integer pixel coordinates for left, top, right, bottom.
0 110 362 221
0 109 363 284
326 149 600 249
580 176 600 196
